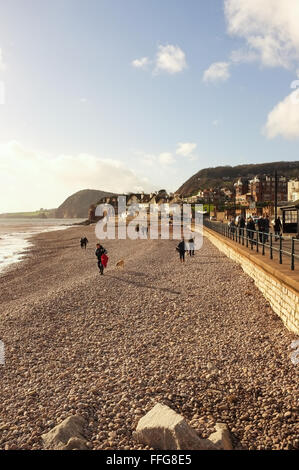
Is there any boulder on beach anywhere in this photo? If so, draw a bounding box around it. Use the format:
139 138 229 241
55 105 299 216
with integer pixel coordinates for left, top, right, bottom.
208 423 233 450
134 403 217 450
41 415 88 450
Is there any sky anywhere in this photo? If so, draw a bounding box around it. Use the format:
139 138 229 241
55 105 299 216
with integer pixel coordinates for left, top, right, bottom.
0 0 299 212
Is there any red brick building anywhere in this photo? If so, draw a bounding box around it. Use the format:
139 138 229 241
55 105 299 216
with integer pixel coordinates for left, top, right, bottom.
249 175 288 203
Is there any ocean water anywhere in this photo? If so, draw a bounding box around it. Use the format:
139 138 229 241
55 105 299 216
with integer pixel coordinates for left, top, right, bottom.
0 218 84 274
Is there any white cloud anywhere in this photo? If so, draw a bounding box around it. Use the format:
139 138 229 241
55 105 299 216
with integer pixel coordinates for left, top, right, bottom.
225 2 299 141
158 152 175 166
155 45 187 75
139 151 175 167
263 89 299 140
137 143 197 167
0 141 151 212
133 45 187 75
132 57 150 69
176 142 197 157
203 62 230 83
224 0 299 69
212 119 220 127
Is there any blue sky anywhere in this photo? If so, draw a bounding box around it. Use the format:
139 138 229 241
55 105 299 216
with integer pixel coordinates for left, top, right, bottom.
0 0 299 211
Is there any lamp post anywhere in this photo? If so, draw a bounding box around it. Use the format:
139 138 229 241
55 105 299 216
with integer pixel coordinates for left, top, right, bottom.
234 188 237 217
274 170 278 221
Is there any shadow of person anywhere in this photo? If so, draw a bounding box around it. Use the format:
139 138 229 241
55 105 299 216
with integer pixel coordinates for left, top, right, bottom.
123 270 148 277
105 273 181 295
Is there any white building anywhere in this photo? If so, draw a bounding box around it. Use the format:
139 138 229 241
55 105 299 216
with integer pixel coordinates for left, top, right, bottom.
288 180 299 201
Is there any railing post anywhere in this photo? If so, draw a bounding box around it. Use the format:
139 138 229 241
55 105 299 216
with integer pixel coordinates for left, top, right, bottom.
270 232 273 260
256 230 259 253
262 233 265 256
291 238 295 271
279 236 283 264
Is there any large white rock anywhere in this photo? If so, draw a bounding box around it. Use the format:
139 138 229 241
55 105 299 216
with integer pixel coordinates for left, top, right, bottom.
135 403 217 450
42 415 88 450
208 423 233 450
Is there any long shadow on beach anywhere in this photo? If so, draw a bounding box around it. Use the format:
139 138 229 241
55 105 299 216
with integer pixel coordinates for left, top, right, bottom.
123 270 148 277
105 273 181 295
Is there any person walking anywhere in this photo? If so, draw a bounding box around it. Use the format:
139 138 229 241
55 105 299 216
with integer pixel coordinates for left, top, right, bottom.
274 217 282 241
246 217 256 246
80 237 89 249
257 216 265 243
239 216 246 240
188 237 195 256
229 218 236 236
95 243 108 275
141 225 148 237
176 239 186 263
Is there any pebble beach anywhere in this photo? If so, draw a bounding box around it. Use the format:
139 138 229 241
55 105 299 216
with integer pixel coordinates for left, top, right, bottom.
0 225 298 450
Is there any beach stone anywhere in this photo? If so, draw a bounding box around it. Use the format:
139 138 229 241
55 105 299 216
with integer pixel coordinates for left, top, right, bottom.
41 415 87 450
135 403 216 450
208 423 233 450
61 437 88 450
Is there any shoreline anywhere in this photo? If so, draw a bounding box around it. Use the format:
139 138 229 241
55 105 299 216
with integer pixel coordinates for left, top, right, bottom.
0 219 85 277
0 226 298 450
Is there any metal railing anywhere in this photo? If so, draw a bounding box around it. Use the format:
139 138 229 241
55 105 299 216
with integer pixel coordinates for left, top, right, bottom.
204 219 299 271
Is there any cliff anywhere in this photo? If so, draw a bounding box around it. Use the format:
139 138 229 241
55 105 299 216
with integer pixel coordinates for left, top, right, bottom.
55 189 116 219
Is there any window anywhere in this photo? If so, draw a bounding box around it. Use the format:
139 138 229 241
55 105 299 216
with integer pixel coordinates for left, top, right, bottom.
284 210 298 224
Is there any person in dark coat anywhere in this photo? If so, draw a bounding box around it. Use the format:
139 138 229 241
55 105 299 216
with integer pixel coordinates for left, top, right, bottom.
80 237 88 249
274 217 282 241
95 243 107 275
177 239 186 263
239 216 246 239
229 218 236 234
246 217 256 245
257 216 265 243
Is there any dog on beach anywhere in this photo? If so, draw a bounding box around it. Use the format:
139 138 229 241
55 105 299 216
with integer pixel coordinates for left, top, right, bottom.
116 259 125 269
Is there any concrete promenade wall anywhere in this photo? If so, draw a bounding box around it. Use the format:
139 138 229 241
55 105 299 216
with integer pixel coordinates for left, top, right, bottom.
202 227 299 335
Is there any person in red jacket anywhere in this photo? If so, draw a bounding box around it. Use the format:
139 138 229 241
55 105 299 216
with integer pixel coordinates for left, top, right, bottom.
95 243 108 275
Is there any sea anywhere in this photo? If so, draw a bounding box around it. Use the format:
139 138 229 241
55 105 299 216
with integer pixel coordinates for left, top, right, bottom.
0 218 85 274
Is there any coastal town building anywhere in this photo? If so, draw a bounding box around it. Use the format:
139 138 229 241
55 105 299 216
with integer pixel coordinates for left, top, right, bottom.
88 191 184 222
249 175 288 203
234 178 251 206
288 180 299 202
220 188 233 199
